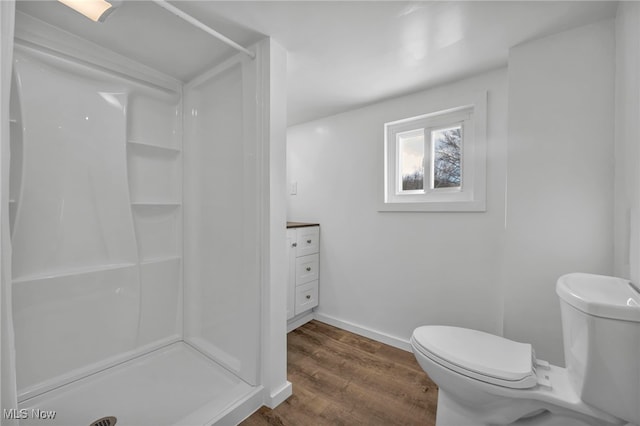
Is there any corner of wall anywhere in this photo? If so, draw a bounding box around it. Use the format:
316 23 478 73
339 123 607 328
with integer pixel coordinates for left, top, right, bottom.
503 17 616 366
259 36 291 409
614 1 640 284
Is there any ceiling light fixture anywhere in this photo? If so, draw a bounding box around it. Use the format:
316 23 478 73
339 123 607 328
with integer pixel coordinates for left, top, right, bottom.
57 0 116 23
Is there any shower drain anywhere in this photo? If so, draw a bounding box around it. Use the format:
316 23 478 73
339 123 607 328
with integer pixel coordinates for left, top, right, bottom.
89 416 117 426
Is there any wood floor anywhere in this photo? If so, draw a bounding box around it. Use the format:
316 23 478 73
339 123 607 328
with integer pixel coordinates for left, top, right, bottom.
241 320 438 426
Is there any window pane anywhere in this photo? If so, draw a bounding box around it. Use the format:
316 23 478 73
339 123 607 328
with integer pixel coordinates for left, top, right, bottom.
432 126 461 189
398 131 424 191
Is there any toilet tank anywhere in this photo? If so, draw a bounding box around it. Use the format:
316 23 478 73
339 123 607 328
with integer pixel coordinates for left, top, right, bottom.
557 273 640 425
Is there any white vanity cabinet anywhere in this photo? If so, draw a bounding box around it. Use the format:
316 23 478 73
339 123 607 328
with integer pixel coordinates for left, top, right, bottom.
286 223 320 330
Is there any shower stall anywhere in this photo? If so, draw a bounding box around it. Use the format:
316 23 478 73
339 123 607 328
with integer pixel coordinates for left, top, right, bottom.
0 1 289 425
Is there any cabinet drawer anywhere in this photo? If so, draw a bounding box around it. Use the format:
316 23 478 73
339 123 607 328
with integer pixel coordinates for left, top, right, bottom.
296 226 319 257
295 253 319 285
295 280 318 315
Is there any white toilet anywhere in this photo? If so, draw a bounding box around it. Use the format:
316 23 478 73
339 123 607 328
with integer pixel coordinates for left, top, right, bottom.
410 273 640 426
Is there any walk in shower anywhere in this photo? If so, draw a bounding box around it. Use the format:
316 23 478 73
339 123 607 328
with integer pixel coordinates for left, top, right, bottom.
1 1 288 425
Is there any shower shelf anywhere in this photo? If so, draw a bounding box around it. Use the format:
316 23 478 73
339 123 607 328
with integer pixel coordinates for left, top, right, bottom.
128 140 180 153
12 262 137 284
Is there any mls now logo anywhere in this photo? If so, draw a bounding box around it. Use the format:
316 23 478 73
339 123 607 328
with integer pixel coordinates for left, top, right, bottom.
3 409 28 419
4 408 57 420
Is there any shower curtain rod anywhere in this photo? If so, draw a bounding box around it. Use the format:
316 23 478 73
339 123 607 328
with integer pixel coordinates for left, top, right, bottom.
151 0 256 60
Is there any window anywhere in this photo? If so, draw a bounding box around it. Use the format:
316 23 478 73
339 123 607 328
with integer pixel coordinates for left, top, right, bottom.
380 92 487 212
431 125 462 189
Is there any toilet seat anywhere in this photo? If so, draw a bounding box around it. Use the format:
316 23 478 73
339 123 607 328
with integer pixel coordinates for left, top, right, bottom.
411 326 539 389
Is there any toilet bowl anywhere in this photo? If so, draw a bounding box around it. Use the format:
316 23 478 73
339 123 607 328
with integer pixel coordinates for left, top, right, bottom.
411 326 623 426
411 273 640 426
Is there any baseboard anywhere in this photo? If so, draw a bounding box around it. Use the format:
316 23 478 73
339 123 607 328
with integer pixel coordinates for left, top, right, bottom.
314 312 412 352
207 386 264 426
286 311 315 332
264 381 292 408
222 382 292 424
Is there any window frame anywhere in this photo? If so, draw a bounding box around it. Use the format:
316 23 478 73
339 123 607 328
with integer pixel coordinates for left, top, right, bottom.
379 91 487 212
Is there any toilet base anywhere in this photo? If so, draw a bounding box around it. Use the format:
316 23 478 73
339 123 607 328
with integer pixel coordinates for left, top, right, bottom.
436 391 616 426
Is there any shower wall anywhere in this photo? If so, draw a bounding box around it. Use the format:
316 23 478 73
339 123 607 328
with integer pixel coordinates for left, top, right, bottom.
10 45 183 399
4 11 289 417
183 57 261 386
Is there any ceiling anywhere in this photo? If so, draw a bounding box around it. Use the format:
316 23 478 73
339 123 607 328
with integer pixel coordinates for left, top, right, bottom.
16 1 618 126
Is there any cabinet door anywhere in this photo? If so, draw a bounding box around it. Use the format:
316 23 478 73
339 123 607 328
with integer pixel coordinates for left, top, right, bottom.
295 254 319 285
286 229 297 320
296 226 319 257
295 281 318 315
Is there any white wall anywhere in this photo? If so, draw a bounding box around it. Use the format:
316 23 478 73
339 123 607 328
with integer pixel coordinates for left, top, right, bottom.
614 2 640 284
288 18 618 364
503 19 615 365
287 68 508 348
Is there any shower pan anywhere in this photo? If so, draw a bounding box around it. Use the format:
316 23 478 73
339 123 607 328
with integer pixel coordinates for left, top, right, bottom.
1 1 289 425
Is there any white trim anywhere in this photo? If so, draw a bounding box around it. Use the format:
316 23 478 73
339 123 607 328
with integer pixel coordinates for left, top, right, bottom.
202 386 264 426
256 38 290 413
378 199 486 213
314 312 412 352
385 105 473 128
286 311 315 332
263 381 292 409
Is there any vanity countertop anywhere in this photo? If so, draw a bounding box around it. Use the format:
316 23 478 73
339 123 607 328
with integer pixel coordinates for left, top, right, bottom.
286 222 320 229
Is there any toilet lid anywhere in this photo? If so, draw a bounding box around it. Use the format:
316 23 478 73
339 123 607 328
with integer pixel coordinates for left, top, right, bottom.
412 326 537 389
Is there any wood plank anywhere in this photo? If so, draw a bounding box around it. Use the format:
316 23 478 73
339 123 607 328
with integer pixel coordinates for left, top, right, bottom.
241 320 438 425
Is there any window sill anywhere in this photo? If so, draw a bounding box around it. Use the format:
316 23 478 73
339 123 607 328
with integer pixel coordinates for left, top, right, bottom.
377 199 486 212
